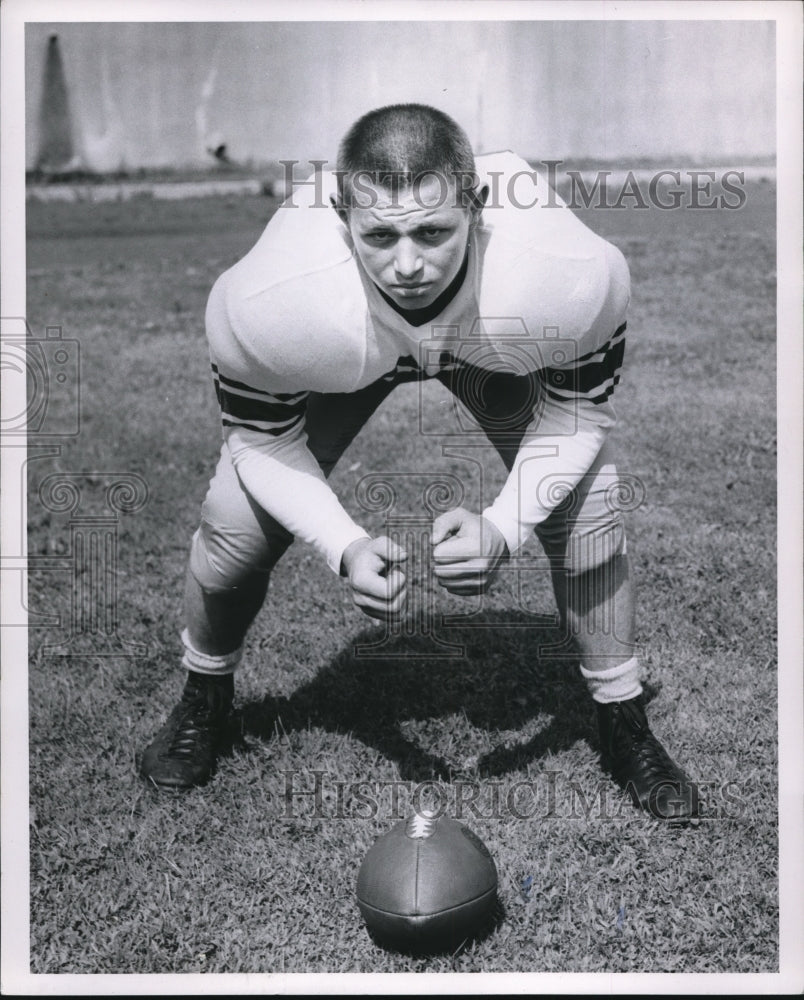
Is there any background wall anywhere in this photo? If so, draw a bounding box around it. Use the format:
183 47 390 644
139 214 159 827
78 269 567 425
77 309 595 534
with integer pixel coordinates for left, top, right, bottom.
25 19 776 172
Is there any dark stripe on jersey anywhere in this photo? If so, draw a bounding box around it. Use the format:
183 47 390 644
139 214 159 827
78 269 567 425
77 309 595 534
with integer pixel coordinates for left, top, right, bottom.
210 363 306 401
380 354 425 382
542 339 625 403
222 414 304 436
215 383 308 423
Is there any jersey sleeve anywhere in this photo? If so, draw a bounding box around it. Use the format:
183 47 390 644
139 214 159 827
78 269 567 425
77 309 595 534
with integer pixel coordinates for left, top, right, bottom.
205 271 370 575
481 242 631 552
481 394 617 553
538 240 630 404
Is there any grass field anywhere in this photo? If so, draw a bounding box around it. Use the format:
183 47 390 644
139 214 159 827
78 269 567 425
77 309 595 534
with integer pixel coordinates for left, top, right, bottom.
24 179 778 976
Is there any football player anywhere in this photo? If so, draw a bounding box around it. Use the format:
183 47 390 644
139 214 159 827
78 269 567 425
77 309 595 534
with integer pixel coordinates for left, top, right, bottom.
140 104 697 820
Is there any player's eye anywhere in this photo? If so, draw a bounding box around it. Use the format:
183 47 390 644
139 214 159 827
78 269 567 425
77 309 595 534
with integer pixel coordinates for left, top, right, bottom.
364 231 395 245
418 228 448 242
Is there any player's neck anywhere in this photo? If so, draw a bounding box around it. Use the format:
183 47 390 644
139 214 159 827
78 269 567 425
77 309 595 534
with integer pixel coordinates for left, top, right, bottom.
375 248 470 328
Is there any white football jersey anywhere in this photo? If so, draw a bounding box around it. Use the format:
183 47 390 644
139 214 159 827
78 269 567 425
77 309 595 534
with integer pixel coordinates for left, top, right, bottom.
204 152 631 569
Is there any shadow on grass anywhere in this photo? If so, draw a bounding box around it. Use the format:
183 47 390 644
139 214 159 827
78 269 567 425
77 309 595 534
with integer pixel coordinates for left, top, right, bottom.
238 610 657 782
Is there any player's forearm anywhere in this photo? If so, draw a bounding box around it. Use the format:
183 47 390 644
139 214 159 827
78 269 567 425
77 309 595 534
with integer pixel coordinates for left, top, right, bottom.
482 396 616 553
224 424 370 573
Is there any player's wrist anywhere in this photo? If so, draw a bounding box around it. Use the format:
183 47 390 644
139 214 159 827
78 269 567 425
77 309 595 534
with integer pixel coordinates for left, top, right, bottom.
340 536 372 577
480 508 520 557
480 514 509 558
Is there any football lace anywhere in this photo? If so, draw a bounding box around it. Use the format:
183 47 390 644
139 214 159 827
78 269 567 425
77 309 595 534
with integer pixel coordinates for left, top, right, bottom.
406 810 438 838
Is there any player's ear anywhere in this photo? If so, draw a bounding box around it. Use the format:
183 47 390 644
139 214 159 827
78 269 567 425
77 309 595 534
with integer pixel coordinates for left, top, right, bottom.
469 184 489 227
330 194 350 228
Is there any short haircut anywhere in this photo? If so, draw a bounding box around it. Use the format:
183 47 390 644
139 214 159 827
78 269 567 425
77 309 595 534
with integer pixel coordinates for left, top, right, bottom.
336 104 479 209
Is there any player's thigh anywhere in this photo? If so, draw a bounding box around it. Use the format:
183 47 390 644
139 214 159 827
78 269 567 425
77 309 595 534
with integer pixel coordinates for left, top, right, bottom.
190 443 293 593
535 439 626 575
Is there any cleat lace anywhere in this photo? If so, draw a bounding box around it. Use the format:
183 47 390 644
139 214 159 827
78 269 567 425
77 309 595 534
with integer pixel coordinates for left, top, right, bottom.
607 700 688 786
165 689 227 760
598 697 697 819
629 730 683 784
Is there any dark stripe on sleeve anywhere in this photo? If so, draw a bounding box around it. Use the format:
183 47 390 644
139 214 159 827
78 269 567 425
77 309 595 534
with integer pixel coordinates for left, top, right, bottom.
215 384 309 423
542 335 625 399
210 363 306 401
574 322 627 365
543 374 621 405
222 414 304 436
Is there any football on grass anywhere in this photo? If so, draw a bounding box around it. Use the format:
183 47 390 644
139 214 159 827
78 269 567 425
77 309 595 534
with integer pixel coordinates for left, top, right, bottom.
356 811 498 951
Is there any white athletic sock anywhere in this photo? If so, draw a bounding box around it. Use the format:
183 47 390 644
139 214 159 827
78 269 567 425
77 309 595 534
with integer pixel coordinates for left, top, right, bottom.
580 656 642 704
180 628 243 677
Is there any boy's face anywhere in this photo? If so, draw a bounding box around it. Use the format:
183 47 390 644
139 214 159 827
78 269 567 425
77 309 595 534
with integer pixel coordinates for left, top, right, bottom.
339 175 481 309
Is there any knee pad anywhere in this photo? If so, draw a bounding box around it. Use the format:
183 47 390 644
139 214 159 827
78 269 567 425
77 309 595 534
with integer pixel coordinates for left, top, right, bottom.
189 519 291 594
564 514 626 576
538 511 626 577
536 455 637 577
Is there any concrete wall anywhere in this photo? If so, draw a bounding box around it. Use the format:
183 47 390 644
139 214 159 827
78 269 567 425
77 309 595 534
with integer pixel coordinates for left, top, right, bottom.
25 20 776 172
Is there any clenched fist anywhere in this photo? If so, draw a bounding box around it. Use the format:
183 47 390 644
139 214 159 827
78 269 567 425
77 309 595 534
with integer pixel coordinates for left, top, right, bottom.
341 535 408 621
431 508 508 596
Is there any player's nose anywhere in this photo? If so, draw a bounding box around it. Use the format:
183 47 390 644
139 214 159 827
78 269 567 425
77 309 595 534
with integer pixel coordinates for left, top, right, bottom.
393 239 423 279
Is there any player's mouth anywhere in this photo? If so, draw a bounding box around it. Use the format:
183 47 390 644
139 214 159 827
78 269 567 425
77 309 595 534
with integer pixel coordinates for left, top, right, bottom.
391 282 432 296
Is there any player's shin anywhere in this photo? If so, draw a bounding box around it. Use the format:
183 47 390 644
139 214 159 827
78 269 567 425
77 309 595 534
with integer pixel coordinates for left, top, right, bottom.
139 566 269 791
552 550 698 821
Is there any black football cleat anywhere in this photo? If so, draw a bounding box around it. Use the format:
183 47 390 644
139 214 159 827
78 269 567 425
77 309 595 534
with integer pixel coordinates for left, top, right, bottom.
597 695 699 822
140 671 234 791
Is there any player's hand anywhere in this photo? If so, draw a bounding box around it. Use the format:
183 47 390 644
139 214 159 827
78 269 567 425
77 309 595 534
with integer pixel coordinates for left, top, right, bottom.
341 536 408 622
431 508 508 596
